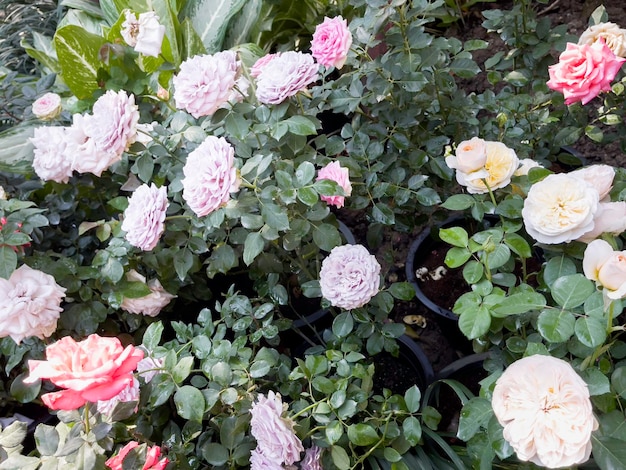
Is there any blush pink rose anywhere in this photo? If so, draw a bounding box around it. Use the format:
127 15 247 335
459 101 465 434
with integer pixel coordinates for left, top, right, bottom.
250 53 281 78
570 164 615 200
250 391 304 466
250 448 284 470
255 51 319 105
120 270 176 317
32 92 62 120
301 446 323 470
182 136 240 216
106 441 168 470
30 126 73 183
173 51 240 118
136 354 164 383
311 16 352 69
97 377 140 417
0 264 66 344
492 355 598 468
25 334 144 410
583 239 626 299
86 90 139 158
121 183 169 251
319 244 381 310
577 201 626 243
446 137 488 174
316 161 352 208
66 113 114 177
547 40 626 105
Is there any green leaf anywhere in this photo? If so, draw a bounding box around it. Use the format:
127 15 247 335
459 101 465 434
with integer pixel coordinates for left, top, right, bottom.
404 385 421 413
581 367 611 396
174 385 205 422
262 203 290 231
492 292 546 317
331 445 351 470
143 321 163 351
591 435 626 470
402 416 422 446
243 231 264 266
297 187 318 206
543 256 577 287
463 260 484 284
457 397 493 441
10 372 41 403
333 312 354 336
184 0 245 53
313 223 342 252
172 356 194 384
439 227 469 248
503 233 532 258
201 443 229 466
372 203 395 225
388 282 415 301
458 305 490 339
181 17 207 60
575 315 606 348
551 274 595 309
347 423 378 446
174 248 194 280
445 247 471 268
0 124 36 174
450 58 481 78
537 309 575 343
295 161 315 186
54 25 106 99
285 115 318 136
0 246 17 279
148 373 176 407
441 194 475 210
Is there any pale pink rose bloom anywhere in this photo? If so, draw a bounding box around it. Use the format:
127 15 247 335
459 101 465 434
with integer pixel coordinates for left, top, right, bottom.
250 448 285 470
577 201 626 243
136 355 164 383
583 239 626 299
255 51 319 105
0 265 66 344
182 136 240 216
522 173 599 244
86 90 139 158
492 355 598 468
97 377 140 417
120 270 176 317
66 113 115 177
30 126 73 183
121 10 165 57
301 446 322 470
453 141 518 194
121 183 169 251
547 40 626 105
250 391 304 466
173 51 240 118
106 441 168 470
579 22 626 58
319 244 381 310
570 164 615 200
446 137 488 174
311 16 353 69
514 158 543 176
316 161 352 208
32 92 62 120
250 53 282 78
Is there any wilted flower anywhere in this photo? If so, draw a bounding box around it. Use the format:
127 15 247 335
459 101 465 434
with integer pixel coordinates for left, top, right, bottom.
32 92 62 120
255 51 319 105
492 355 598 468
182 136 240 216
316 161 352 208
97 378 140 417
120 270 176 317
121 10 165 57
30 126 73 183
121 183 169 251
583 239 626 300
106 441 168 470
0 264 66 344
319 244 381 310
311 16 352 69
579 21 626 58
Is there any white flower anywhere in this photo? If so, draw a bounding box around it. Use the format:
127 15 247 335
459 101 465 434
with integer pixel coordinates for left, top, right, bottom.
579 22 626 58
514 158 543 176
120 270 176 317
569 164 615 200
255 51 319 105
446 137 488 174
121 10 165 57
583 239 626 300
577 201 626 243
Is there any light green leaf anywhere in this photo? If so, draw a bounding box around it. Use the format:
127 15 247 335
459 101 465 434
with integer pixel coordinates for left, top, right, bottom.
347 423 378 446
551 274 595 309
181 17 207 60
404 385 421 413
458 305 490 339
331 445 351 470
492 291 546 317
537 309 575 343
172 356 194 384
184 0 246 53
285 115 318 136
575 315 606 348
295 161 315 186
142 321 163 350
439 227 469 248
441 194 475 210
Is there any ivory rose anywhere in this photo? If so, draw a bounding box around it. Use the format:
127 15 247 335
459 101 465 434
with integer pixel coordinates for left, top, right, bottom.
446 136 488 174
570 164 615 200
32 92 61 120
106 441 168 470
311 16 352 69
579 22 626 58
121 10 166 57
255 51 319 105
120 270 176 317
25 334 144 410
577 201 626 243
514 158 543 176
316 161 352 208
522 173 599 244
30 126 73 183
0 264 66 344
492 355 598 468
547 41 626 105
583 239 626 299
121 183 169 251
319 244 381 310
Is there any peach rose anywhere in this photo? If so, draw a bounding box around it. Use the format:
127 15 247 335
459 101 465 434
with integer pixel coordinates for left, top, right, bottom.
570 164 615 200
106 441 168 470
583 239 626 299
492 355 598 468
446 137 488 174
577 201 626 243
579 22 626 58
25 334 144 410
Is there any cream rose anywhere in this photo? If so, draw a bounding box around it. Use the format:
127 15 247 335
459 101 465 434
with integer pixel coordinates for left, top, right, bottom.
446 137 488 173
492 355 598 468
452 141 518 194
569 164 615 200
514 158 543 176
522 173 599 244
577 201 626 243
583 239 626 299
579 22 626 58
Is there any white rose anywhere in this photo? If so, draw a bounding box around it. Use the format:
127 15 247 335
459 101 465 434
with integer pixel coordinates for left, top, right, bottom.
583 239 626 299
577 201 626 243
135 12 166 57
569 164 615 200
522 173 599 244
455 141 518 194
579 22 626 58
446 137 488 173
121 270 176 317
514 158 543 176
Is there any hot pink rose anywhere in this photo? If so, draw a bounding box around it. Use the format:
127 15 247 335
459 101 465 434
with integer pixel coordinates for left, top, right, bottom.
32 92 62 120
120 270 176 317
106 441 168 470
182 136 240 216
121 183 169 251
30 126 73 183
255 51 319 105
316 161 352 208
547 40 626 105
0 264 66 344
311 16 352 69
25 334 144 410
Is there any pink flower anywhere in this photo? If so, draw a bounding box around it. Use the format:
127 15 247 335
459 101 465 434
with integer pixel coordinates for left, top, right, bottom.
32 92 62 120
301 446 323 470
547 40 626 105
66 113 115 177
30 126 73 183
106 441 168 470
120 270 176 317
583 239 626 300
173 51 240 118
121 10 165 57
182 136 240 216
255 51 319 105
250 391 304 466
569 164 615 200
0 265 66 344
319 244 381 310
316 161 352 208
250 53 281 78
250 448 285 470
311 16 352 69
86 90 139 158
121 183 169 251
577 201 626 243
25 334 144 410
492 355 598 468
136 354 164 383
97 378 140 417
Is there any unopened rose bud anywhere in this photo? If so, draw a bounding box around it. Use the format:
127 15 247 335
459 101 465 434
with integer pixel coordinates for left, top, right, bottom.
32 92 62 120
157 86 169 101
496 112 508 128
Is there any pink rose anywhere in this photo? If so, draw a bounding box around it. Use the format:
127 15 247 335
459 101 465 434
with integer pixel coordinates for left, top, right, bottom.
250 391 304 466
25 334 144 410
121 183 169 251
32 92 62 120
577 201 626 243
316 161 352 208
570 164 615 200
30 126 73 183
97 377 140 417
311 16 352 69
182 136 240 216
0 265 66 344
173 51 240 118
319 244 381 310
255 51 319 105
301 446 323 470
86 90 139 158
120 270 176 317
66 113 115 177
106 441 168 470
250 448 285 470
583 239 626 299
250 53 281 78
547 40 626 105
492 355 598 468
136 354 164 383
121 10 165 58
